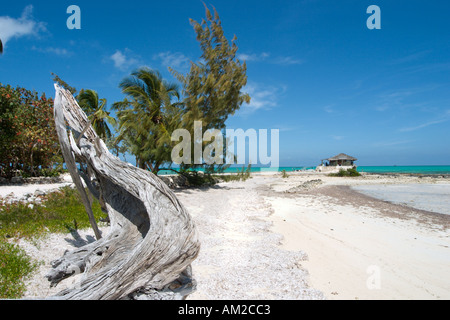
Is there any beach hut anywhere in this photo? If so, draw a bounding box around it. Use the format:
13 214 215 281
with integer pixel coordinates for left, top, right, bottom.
322 153 357 167
316 153 357 172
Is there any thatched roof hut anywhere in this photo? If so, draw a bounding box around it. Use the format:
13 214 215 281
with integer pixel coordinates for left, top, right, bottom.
322 153 357 167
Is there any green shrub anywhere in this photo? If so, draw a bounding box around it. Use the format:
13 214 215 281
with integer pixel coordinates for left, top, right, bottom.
238 164 252 181
0 242 39 299
215 166 252 183
347 168 361 176
182 171 217 186
182 164 252 185
329 168 361 177
0 83 63 179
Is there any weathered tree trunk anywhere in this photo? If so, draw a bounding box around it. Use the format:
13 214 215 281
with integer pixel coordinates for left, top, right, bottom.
47 84 200 300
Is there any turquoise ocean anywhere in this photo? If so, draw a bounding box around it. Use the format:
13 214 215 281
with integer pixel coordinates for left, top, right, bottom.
243 165 450 174
159 165 450 175
356 165 450 174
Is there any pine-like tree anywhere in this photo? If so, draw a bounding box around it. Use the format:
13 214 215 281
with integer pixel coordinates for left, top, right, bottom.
170 4 250 170
172 5 250 130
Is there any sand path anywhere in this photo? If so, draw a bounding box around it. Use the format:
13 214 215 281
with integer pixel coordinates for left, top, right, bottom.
176 177 324 299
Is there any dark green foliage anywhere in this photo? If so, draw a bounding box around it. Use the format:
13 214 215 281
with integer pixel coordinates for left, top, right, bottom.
77 89 116 140
113 68 182 174
182 171 217 186
176 164 252 186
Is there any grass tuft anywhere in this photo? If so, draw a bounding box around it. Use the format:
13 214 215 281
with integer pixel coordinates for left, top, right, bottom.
0 186 106 298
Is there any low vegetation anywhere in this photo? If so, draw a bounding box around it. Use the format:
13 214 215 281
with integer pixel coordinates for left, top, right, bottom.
329 168 361 177
216 164 252 183
179 164 252 186
0 186 106 299
0 241 39 299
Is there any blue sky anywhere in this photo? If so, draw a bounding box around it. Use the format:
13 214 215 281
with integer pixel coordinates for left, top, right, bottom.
1 0 449 166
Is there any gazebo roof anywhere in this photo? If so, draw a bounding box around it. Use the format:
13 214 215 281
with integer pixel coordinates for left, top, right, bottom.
325 153 357 161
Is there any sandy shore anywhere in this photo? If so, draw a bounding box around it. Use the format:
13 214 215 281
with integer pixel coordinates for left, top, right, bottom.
264 173 449 300
6 172 449 300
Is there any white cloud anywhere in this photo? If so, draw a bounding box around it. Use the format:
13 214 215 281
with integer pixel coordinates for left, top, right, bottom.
32 46 71 56
240 83 284 114
373 140 414 147
110 49 139 71
238 52 304 66
398 110 450 132
0 5 46 45
389 50 431 65
374 104 390 112
238 52 270 62
278 126 296 132
154 51 190 70
273 56 304 66
399 118 449 132
373 86 440 112
323 104 335 113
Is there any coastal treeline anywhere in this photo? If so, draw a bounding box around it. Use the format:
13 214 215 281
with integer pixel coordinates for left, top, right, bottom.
112 5 249 175
0 5 249 182
0 5 250 299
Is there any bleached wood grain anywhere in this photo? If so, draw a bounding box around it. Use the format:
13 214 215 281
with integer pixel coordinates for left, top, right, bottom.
47 84 200 300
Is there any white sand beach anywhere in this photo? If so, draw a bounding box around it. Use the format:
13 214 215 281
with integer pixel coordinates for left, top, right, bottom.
4 172 449 300
265 175 450 300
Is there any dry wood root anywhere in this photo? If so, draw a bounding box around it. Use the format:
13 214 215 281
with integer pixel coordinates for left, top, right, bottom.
47 84 200 300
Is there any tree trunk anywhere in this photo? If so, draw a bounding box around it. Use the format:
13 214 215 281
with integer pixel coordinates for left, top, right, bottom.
47 84 200 300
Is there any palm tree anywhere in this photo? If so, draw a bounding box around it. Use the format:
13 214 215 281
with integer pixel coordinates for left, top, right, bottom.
113 67 182 174
77 89 116 140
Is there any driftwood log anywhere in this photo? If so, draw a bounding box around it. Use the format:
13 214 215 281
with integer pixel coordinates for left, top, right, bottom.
46 84 200 300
